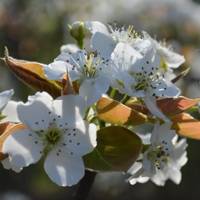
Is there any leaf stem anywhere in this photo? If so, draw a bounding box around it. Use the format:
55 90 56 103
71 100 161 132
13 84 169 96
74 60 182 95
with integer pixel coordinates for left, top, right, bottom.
109 88 116 99
121 95 130 104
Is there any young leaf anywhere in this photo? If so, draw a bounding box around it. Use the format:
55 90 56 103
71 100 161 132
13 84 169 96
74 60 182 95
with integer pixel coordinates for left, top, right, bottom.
0 123 26 160
157 96 200 116
126 96 199 117
3 53 62 98
172 113 200 140
84 126 142 171
97 97 148 125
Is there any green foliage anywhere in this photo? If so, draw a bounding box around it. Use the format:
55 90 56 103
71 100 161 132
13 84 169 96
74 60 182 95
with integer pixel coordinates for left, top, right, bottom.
84 126 142 172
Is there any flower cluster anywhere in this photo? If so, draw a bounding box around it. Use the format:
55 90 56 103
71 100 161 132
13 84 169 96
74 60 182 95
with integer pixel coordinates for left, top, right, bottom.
1 21 199 188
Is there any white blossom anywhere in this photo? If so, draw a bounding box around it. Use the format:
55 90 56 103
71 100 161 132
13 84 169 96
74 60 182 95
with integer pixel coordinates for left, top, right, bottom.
44 50 110 106
89 21 142 60
111 42 180 121
128 123 188 186
1 92 97 187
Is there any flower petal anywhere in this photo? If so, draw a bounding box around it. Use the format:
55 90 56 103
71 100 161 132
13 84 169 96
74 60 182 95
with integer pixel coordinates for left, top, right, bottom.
91 32 116 60
62 122 97 156
17 92 54 131
44 61 69 80
111 42 142 70
85 21 109 35
44 150 85 186
153 79 180 98
158 46 185 69
1 157 22 173
60 44 79 54
2 128 44 170
2 101 20 123
53 95 86 126
0 89 14 112
79 77 110 106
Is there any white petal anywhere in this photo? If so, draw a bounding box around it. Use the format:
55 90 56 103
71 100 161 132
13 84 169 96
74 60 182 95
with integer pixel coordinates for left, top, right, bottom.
129 175 149 185
2 100 20 123
142 31 185 69
63 122 97 156
44 150 85 186
151 123 174 142
1 158 22 173
128 162 142 175
2 128 44 170
79 77 110 106
111 42 142 70
0 89 14 112
133 38 152 54
53 95 86 126
166 165 182 184
151 170 166 186
131 44 160 74
110 72 135 96
85 21 109 35
60 44 79 54
153 79 181 98
173 139 188 167
158 46 185 69
44 61 69 80
143 94 170 122
28 91 53 103
91 32 116 60
17 92 54 131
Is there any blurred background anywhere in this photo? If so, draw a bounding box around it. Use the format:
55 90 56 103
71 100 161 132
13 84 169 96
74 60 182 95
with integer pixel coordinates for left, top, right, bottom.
1 0 200 199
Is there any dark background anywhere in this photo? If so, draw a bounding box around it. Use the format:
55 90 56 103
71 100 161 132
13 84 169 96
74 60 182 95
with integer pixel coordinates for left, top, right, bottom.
1 0 200 199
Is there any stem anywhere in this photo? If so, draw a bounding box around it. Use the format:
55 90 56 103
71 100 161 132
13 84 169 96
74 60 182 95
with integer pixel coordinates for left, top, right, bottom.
109 88 116 99
120 95 130 104
74 170 97 200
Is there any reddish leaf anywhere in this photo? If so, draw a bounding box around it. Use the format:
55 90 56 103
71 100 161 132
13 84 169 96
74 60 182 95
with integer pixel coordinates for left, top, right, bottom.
172 113 200 140
3 55 62 98
97 97 148 125
157 96 199 116
127 96 199 116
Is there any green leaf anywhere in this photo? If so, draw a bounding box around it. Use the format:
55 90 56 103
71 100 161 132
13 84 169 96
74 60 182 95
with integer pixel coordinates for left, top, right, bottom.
84 126 142 172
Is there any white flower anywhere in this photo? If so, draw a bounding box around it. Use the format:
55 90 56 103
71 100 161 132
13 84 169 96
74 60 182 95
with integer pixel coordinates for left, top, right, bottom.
44 50 110 106
108 42 142 95
128 123 188 186
142 31 185 69
88 21 142 60
111 42 180 121
1 92 97 187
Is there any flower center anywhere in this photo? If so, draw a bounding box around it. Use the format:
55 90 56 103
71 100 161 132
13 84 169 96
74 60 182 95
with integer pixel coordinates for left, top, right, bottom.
110 25 139 43
45 127 61 146
81 53 106 79
130 68 164 93
147 144 169 170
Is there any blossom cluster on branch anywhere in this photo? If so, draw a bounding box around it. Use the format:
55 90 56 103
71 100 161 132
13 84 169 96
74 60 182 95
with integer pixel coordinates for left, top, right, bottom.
0 21 199 187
